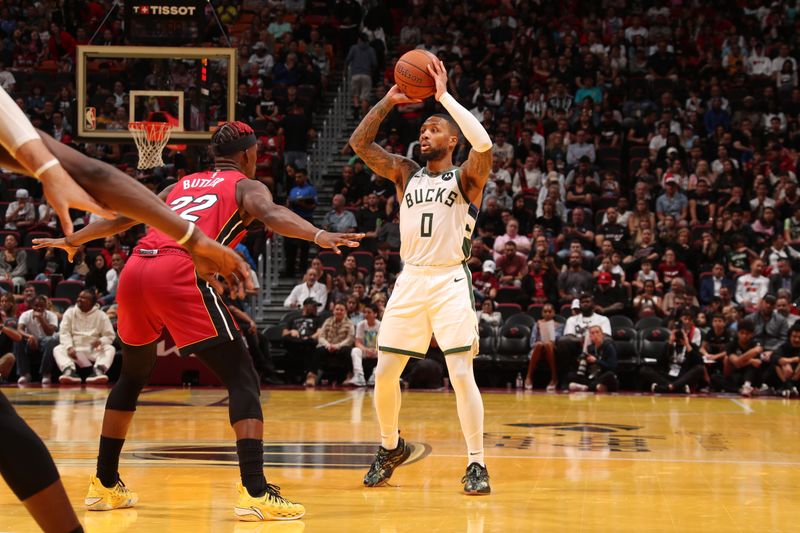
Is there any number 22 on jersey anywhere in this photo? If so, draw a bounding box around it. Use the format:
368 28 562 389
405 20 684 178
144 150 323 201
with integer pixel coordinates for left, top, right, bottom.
169 194 219 222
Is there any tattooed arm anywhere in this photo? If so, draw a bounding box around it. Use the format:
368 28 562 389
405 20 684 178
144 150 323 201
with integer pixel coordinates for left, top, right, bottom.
348 86 421 196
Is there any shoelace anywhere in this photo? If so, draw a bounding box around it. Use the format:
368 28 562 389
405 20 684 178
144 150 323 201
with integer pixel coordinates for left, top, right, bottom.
263 483 292 506
115 478 132 494
461 465 488 484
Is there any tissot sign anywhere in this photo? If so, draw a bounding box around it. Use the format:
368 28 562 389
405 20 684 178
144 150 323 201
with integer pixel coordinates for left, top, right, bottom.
131 4 197 15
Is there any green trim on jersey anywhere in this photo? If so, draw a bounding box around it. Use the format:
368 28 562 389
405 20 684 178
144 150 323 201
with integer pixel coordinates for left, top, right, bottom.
454 167 471 204
463 262 475 308
379 345 428 359
462 236 472 262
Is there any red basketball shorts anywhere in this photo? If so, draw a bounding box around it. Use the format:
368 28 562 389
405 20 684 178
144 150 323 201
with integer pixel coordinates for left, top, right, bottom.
116 248 240 353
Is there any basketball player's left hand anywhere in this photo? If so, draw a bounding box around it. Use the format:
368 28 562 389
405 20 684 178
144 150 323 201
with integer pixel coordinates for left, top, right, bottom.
32 237 78 262
41 167 115 235
316 231 365 254
426 60 449 102
185 234 253 294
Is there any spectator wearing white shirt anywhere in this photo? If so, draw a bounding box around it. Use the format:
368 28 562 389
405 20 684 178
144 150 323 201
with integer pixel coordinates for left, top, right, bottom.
0 62 15 91
14 295 58 385
284 268 328 310
563 294 612 340
735 258 770 313
491 131 515 163
770 44 797 76
746 43 772 77
343 304 381 387
248 42 274 76
53 290 116 385
4 188 35 231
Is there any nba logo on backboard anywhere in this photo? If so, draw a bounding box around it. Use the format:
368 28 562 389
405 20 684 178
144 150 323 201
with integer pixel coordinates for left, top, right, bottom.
84 107 96 131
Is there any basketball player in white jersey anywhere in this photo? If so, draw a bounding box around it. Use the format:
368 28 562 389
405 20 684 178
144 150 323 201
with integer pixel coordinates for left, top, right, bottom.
350 60 493 494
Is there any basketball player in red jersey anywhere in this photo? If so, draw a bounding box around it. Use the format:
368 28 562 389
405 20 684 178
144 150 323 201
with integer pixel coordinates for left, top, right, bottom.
36 121 363 521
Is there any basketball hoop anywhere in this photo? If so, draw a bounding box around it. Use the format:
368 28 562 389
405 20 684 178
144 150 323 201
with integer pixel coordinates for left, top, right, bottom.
129 121 173 169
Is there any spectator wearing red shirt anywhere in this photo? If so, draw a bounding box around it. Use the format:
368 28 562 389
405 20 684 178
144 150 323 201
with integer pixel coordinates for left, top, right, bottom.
496 241 528 287
657 248 689 287
100 235 127 267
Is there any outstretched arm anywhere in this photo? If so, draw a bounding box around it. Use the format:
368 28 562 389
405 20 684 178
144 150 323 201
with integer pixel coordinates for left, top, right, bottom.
348 86 421 188
427 60 493 203
239 179 363 254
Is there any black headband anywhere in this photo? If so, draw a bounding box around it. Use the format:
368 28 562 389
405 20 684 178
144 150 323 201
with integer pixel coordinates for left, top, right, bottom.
213 133 257 156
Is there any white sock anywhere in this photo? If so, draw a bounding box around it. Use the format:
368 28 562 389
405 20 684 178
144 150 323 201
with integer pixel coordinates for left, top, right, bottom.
374 351 409 450
445 354 485 467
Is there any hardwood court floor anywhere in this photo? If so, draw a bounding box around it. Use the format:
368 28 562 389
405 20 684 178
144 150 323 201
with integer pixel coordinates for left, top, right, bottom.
1 386 800 532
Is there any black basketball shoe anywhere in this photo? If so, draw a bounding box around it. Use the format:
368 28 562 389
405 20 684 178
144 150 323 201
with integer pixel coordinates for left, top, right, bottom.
462 462 491 495
363 437 411 487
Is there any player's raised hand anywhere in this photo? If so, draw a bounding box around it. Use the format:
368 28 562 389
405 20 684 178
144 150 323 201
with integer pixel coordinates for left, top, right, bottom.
386 85 423 106
32 236 78 262
185 232 254 292
40 166 115 235
315 231 365 254
426 60 449 102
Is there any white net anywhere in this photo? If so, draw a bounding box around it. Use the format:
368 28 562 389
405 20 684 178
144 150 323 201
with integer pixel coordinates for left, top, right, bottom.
128 122 173 169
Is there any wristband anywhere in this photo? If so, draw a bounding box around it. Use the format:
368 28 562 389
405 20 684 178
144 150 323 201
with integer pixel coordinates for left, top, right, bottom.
313 229 325 245
176 222 196 245
34 159 60 179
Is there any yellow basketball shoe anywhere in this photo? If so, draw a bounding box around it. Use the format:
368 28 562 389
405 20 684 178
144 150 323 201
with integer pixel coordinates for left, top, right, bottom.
234 482 306 521
85 475 139 511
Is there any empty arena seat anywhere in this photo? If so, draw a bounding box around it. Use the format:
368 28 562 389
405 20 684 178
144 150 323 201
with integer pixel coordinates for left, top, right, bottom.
54 280 85 303
635 317 665 330
504 313 536 331
26 280 50 297
610 315 634 329
495 323 530 370
495 285 523 304
317 251 343 270
639 327 670 364
496 303 522 322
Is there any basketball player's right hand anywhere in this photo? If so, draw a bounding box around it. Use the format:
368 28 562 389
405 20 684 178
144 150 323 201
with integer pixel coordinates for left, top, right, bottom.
186 234 254 294
32 237 78 262
41 167 115 235
387 85 423 106
315 231 365 254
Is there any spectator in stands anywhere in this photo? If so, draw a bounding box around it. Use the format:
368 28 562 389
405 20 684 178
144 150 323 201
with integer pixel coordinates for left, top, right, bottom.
736 258 770 313
592 272 625 317
722 319 766 397
0 234 26 291
492 219 531 261
700 262 736 305
52 290 115 385
472 260 499 303
776 295 798 327
655 177 688 224
343 304 380 387
476 299 501 328
566 134 595 169
496 241 527 287
282 298 322 384
100 236 127 266
640 324 705 394
566 325 618 393
357 191 386 239
323 194 357 233
633 279 664 319
346 33 377 118
657 248 689 287
662 278 699 317
524 303 562 391
284 168 316 277
14 295 58 385
769 258 800 300
768 322 800 397
309 302 354 387
522 256 558 306
99 253 124 305
284 268 328 310
564 294 612 341
85 254 108 295
746 295 788 353
558 252 594 303
4 188 35 231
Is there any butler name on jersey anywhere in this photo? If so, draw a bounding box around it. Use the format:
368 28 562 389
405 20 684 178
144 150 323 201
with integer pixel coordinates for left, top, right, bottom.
399 166 478 267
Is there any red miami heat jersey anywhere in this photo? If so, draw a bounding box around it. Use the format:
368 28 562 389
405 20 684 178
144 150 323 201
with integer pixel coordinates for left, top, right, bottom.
138 170 249 250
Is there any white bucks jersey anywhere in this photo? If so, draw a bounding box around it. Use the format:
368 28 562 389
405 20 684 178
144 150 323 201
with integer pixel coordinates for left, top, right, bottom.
400 166 478 266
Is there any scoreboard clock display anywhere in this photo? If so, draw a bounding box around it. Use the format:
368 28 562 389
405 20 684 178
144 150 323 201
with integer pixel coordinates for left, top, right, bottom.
124 1 205 45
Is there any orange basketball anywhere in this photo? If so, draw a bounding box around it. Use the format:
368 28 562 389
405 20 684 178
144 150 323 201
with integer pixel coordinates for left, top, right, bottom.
394 49 438 100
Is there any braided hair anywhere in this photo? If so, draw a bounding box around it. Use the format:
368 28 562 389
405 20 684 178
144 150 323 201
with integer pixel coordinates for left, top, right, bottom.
211 121 257 156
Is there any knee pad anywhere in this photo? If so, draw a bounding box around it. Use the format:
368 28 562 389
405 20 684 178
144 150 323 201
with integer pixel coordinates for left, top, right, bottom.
105 372 148 412
227 368 263 425
0 395 60 500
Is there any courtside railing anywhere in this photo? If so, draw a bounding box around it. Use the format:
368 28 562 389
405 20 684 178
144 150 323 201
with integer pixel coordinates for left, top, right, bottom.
254 236 281 320
308 69 351 186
